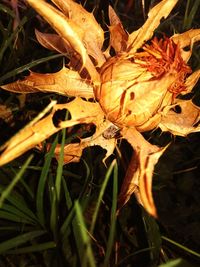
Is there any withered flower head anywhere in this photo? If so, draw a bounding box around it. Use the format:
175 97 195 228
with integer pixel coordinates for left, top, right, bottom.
98 37 192 130
1 0 200 217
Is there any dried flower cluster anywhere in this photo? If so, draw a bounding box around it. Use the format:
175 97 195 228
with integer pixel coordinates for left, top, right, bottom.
1 0 200 217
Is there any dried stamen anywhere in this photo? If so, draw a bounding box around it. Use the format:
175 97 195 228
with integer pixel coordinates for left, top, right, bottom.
134 37 192 97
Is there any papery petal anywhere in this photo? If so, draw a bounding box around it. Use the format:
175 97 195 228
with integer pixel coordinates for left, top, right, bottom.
160 99 200 136
171 29 200 62
35 30 71 55
0 98 104 166
27 0 86 65
108 6 128 53
52 0 105 66
119 127 166 217
128 0 178 53
184 69 200 94
27 0 100 82
54 126 116 165
1 67 94 99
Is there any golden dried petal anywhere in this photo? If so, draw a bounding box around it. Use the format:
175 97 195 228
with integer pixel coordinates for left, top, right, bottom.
52 0 104 49
108 6 128 53
171 29 200 62
55 143 85 164
171 29 200 49
184 70 200 94
35 30 71 55
54 125 116 165
1 67 94 99
160 99 200 136
119 127 166 217
27 0 87 66
118 152 140 209
0 98 104 166
52 0 105 66
128 0 178 53
28 0 100 82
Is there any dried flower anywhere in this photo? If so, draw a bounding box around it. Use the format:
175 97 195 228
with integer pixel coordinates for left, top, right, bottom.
1 0 200 217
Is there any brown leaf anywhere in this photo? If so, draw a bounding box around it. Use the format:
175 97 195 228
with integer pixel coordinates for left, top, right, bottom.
118 152 140 209
35 30 94 75
171 29 200 49
160 99 200 136
0 104 13 123
0 98 104 166
54 143 85 164
118 127 166 217
27 0 100 81
54 125 116 165
1 66 94 99
108 6 128 53
27 0 87 65
171 29 200 62
51 0 105 66
35 30 72 55
184 70 200 94
128 0 178 53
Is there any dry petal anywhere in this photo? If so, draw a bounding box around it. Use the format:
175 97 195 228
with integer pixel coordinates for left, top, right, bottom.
108 6 128 53
27 0 100 81
172 29 200 62
35 30 71 55
54 126 116 165
52 0 105 66
1 67 94 98
119 127 166 217
160 99 200 136
128 0 178 52
1 0 200 218
184 70 200 94
27 0 86 65
0 98 104 166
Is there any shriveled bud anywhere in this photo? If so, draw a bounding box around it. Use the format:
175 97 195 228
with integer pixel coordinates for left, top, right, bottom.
98 37 191 131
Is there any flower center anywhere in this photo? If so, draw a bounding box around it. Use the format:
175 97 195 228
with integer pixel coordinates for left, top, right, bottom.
133 37 192 96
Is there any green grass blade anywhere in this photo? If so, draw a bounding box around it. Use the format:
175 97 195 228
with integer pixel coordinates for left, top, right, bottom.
74 201 96 267
142 210 161 262
50 190 58 240
183 0 200 30
0 155 33 208
159 258 191 267
0 53 65 84
60 178 74 237
0 230 46 254
55 126 66 202
50 116 67 239
0 210 33 224
0 4 15 17
117 248 156 266
0 16 28 64
36 135 58 227
60 183 91 266
0 204 37 225
5 241 56 254
161 236 200 258
8 166 34 199
0 185 38 222
18 178 34 200
90 160 117 235
59 177 76 264
103 162 118 266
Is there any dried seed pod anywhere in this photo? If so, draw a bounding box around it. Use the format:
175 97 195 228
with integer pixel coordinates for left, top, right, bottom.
98 38 191 131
